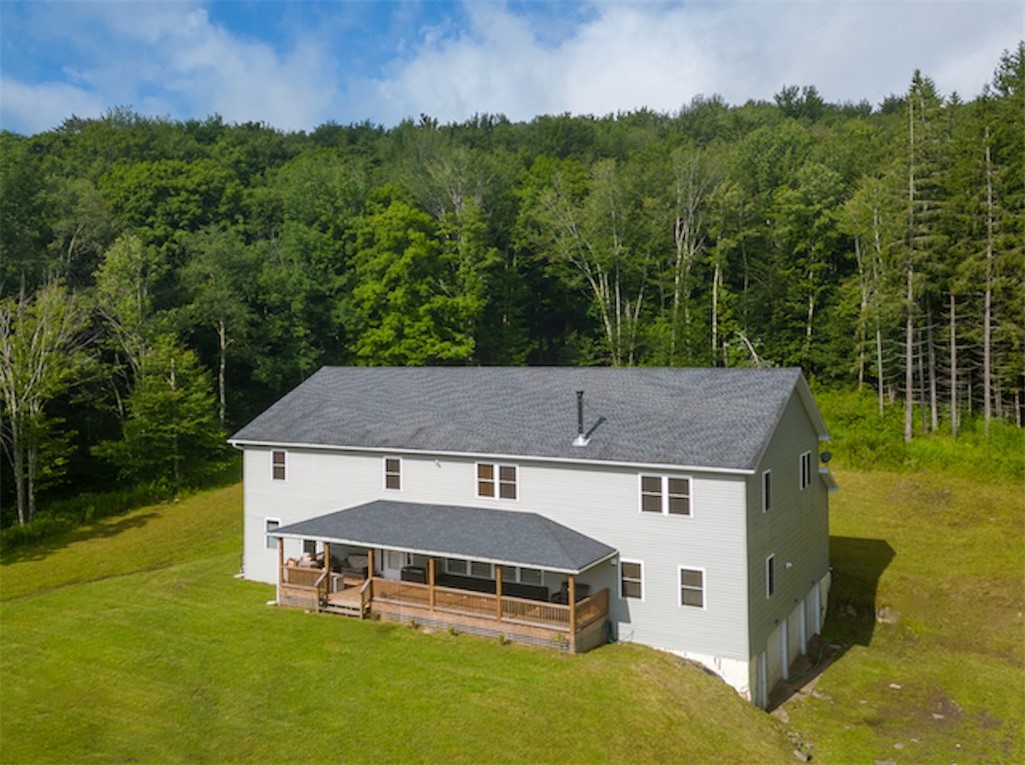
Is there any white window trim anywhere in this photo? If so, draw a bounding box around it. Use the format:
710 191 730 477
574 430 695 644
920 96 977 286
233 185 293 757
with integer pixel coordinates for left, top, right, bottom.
469 560 494 579
619 559 645 601
271 450 287 482
799 451 812 490
384 456 402 491
761 470 772 513
302 539 318 555
637 474 694 517
677 565 707 610
765 554 775 599
265 517 281 550
475 461 519 502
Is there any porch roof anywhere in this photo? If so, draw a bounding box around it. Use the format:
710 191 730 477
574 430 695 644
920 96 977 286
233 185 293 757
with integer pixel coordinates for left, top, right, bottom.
271 500 617 575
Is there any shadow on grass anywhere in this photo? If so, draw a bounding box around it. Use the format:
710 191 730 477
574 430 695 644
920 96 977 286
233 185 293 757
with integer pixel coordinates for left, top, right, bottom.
769 536 895 711
828 535 896 647
0 512 161 566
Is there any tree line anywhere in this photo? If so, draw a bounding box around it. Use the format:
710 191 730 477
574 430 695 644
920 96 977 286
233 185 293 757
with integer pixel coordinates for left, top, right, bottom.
1 45 1022 526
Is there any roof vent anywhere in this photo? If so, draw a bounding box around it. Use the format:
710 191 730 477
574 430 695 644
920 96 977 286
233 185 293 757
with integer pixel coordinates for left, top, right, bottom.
573 390 589 447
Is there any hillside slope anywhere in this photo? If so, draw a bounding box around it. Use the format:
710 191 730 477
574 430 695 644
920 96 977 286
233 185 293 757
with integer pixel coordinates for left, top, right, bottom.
0 485 796 765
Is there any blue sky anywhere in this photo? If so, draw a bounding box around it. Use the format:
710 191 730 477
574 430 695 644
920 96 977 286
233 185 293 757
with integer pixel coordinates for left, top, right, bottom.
1 1 1021 136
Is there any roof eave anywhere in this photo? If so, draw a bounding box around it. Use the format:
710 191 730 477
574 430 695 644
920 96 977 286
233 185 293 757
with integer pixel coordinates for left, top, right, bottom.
271 530 617 576
227 438 757 476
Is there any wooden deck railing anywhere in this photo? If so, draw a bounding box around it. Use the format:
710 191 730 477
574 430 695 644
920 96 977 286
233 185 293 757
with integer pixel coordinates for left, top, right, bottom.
282 564 324 588
372 578 608 633
501 596 571 628
574 587 609 629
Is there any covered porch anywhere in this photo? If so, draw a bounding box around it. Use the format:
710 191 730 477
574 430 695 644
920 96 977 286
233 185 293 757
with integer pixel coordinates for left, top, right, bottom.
270 500 616 653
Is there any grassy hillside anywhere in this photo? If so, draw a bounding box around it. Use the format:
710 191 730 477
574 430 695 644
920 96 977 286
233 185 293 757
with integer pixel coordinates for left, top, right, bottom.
0 486 794 764
2 469 1022 764
786 469 1025 763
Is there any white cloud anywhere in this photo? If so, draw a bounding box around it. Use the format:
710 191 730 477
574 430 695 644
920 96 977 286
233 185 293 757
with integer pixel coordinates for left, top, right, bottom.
1 1 340 134
0 78 107 134
367 0 1024 124
1 0 1021 135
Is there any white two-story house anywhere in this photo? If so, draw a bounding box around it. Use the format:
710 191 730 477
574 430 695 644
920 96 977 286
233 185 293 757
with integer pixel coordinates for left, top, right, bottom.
229 366 837 707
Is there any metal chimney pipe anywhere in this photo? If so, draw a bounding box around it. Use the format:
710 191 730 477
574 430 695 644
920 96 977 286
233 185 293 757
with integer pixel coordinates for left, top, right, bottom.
573 390 588 446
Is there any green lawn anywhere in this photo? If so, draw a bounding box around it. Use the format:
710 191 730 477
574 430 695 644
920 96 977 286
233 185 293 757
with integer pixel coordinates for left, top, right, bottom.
2 469 1022 764
785 469 1025 764
0 485 793 764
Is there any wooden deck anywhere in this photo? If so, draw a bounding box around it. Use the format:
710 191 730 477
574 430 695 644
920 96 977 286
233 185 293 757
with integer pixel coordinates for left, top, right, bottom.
370 578 609 653
276 566 609 653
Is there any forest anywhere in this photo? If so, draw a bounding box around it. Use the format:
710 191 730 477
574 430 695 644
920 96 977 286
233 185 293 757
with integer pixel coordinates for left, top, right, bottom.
1 44 1022 528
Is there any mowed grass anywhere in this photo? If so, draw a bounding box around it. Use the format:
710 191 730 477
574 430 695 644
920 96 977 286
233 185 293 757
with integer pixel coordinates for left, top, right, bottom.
3 468 1022 764
1 488 795 764
785 468 1025 764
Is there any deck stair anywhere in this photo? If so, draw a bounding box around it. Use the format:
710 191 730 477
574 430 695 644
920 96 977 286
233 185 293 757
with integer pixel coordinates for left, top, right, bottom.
321 585 370 619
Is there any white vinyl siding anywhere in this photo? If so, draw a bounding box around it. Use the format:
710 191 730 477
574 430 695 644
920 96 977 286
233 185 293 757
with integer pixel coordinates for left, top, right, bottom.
242 447 752 661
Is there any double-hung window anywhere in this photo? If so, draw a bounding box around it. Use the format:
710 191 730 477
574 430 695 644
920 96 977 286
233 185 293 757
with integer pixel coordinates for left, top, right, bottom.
384 457 401 490
761 470 772 512
272 450 286 481
640 475 691 516
765 554 775 598
517 567 543 586
679 567 705 608
265 518 280 549
620 560 643 599
799 451 812 490
477 463 517 500
445 558 469 576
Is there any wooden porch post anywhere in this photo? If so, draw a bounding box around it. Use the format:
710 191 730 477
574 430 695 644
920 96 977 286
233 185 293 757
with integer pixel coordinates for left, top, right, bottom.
568 575 577 651
428 558 436 612
277 537 284 585
367 549 374 581
323 542 331 594
495 565 503 621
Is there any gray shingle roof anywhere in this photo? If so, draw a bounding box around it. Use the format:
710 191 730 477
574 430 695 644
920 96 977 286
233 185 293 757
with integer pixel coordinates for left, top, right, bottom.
272 500 617 574
230 366 822 472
